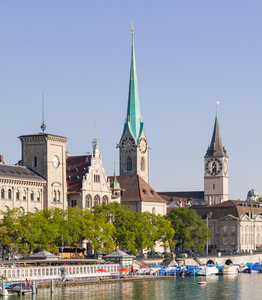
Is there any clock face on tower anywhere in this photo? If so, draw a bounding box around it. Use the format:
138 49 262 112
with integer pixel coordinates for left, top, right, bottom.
52 155 60 168
121 137 135 153
205 158 222 176
139 137 147 154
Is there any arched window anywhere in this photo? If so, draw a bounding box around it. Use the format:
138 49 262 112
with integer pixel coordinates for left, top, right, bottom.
152 207 156 215
53 191 57 202
57 191 60 202
141 157 145 171
8 189 12 199
94 195 100 206
86 195 92 208
23 190 26 201
102 196 108 205
1 189 4 199
33 208 38 213
126 157 132 172
37 191 40 201
30 191 34 201
16 190 20 200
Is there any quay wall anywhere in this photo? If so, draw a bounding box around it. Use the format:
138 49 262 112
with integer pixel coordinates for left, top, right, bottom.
176 253 262 266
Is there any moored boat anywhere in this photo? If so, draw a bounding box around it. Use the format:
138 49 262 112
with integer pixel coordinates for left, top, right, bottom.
222 265 239 275
197 266 218 276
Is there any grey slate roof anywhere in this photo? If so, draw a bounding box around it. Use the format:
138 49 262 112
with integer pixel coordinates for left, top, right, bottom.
28 251 59 260
205 115 228 158
0 164 45 182
104 250 135 258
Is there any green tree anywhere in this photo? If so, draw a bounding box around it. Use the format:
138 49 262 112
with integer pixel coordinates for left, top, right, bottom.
0 208 22 259
166 207 210 252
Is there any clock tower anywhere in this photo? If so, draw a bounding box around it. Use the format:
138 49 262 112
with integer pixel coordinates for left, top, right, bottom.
204 113 228 204
118 28 149 183
19 126 68 210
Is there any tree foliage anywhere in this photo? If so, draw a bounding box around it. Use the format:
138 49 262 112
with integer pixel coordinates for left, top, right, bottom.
166 207 210 252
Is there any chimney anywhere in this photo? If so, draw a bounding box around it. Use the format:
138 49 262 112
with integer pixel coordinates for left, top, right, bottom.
0 155 4 164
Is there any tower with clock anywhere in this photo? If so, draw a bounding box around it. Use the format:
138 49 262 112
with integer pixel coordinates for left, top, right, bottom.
118 28 149 183
19 124 68 210
204 113 228 205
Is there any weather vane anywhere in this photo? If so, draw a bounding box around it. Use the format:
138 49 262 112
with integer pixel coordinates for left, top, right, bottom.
131 20 134 35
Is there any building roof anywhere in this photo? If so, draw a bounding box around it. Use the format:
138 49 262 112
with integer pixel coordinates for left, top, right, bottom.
205 114 227 158
158 191 204 201
66 155 91 194
120 33 144 145
19 133 68 140
104 250 135 258
191 200 262 220
108 175 166 203
0 164 45 182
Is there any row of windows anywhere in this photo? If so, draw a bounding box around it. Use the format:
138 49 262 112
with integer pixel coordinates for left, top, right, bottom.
85 194 108 208
1 188 41 202
126 157 145 172
2 206 38 215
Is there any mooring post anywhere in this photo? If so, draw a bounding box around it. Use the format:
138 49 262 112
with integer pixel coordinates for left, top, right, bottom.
1 282 5 296
32 281 36 294
51 280 54 293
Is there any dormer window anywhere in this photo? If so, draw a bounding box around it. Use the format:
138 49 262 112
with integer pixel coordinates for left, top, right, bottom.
151 190 155 195
143 189 147 194
83 167 87 172
67 176 71 181
76 176 80 180
67 169 70 173
74 168 78 173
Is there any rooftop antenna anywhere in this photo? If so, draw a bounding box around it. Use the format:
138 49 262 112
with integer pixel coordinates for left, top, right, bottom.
40 92 46 133
92 118 99 149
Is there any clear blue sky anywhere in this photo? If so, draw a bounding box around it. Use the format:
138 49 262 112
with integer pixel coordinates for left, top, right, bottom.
1 1 262 200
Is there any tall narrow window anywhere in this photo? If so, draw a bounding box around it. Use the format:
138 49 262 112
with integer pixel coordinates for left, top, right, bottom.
57 191 60 202
16 190 20 200
34 156 38 167
8 189 12 199
86 195 92 208
94 195 100 206
213 184 215 190
30 191 34 201
141 157 145 171
23 190 26 201
1 189 4 199
126 157 132 172
53 191 57 202
37 191 40 201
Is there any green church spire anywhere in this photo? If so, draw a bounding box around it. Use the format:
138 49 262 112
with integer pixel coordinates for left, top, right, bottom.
120 24 144 145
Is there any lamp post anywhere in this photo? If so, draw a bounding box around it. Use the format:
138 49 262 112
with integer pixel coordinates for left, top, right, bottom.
206 212 212 256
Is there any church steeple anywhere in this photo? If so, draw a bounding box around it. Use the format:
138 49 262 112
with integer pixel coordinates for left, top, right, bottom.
120 25 144 145
118 25 149 183
205 114 227 158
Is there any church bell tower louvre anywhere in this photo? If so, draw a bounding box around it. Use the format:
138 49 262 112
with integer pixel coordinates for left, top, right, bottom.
204 111 228 205
118 25 149 184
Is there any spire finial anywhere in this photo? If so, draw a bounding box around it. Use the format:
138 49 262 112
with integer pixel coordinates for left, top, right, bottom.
40 92 46 133
216 101 220 117
131 20 134 35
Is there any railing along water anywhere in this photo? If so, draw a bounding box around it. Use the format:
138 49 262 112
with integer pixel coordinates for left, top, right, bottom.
0 264 120 282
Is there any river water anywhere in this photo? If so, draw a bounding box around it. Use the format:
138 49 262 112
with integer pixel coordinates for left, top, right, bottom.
6 274 261 300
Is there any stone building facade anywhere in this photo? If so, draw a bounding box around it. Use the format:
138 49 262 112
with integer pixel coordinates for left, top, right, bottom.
192 200 262 253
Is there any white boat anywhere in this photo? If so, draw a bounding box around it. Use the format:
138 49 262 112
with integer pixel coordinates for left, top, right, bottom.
222 265 239 275
197 266 218 276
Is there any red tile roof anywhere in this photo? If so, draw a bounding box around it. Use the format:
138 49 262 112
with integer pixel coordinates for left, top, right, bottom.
108 175 166 203
66 155 91 194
